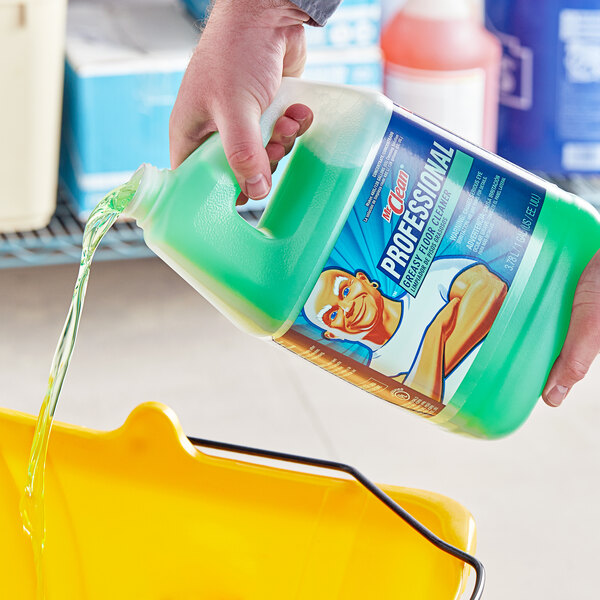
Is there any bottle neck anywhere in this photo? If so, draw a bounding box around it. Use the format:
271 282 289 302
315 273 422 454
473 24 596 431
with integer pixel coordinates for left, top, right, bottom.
123 163 166 225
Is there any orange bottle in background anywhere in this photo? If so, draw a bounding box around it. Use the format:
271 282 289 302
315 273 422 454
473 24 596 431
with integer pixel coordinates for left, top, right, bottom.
381 0 501 151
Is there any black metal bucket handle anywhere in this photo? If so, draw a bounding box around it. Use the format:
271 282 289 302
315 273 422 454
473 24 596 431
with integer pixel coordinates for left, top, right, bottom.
187 435 485 600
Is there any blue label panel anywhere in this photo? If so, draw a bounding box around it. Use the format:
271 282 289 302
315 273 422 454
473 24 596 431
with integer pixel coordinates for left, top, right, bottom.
277 105 545 415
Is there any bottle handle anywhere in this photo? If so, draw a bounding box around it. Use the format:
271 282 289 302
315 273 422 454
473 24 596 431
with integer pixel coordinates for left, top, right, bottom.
250 77 335 240
259 77 322 146
257 77 382 181
253 77 375 241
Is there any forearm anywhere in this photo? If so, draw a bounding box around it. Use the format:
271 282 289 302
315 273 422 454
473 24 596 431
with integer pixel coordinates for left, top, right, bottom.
445 279 507 373
403 326 447 403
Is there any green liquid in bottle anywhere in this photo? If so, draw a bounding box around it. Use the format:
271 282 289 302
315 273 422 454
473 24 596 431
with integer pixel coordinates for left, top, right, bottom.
134 141 366 336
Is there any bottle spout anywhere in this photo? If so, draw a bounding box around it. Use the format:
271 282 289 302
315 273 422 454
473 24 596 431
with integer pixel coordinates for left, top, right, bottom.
106 165 145 214
121 163 165 224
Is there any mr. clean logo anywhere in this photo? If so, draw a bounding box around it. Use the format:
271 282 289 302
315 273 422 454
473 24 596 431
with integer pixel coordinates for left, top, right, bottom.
382 168 409 222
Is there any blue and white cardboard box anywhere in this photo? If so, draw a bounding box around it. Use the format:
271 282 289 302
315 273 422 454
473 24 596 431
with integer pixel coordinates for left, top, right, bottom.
304 48 382 91
61 0 381 217
304 0 381 50
180 0 381 50
60 0 198 216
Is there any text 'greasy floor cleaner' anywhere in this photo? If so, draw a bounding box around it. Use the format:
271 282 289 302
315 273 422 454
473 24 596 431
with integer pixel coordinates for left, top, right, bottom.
122 78 600 439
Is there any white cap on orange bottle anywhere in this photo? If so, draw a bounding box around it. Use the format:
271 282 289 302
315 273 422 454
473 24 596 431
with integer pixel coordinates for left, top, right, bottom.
402 0 473 21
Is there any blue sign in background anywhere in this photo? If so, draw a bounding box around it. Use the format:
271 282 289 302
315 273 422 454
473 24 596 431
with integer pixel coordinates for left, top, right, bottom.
486 0 600 173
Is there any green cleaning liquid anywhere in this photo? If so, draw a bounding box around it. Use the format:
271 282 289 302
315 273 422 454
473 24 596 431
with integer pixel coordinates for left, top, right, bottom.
20 176 140 599
122 78 600 438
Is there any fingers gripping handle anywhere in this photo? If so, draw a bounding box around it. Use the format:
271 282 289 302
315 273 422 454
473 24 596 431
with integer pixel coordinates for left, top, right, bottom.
254 78 337 238
259 77 322 146
259 78 390 169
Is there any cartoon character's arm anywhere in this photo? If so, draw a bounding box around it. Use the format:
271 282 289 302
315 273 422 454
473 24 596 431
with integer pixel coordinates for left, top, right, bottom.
395 298 460 403
444 264 508 374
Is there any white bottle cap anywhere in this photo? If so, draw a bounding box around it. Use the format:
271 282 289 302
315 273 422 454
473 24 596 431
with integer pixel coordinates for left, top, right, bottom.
402 0 473 21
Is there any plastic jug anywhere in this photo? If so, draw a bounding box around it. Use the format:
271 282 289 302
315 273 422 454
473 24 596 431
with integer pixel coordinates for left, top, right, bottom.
123 78 600 438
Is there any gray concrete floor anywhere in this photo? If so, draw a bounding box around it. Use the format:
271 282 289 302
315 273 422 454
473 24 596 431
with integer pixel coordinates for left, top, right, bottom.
1 257 599 599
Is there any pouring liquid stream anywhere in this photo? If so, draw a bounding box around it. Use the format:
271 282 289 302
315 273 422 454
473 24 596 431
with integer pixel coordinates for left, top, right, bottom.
19 174 140 599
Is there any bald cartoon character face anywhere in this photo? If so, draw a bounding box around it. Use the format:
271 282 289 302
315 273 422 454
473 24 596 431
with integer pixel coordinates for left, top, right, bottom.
304 268 384 342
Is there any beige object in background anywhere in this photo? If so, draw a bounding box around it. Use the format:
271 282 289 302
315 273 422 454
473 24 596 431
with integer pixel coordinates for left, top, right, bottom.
0 0 67 232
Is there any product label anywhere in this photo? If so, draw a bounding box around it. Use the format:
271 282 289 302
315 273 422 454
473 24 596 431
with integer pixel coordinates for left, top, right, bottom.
275 106 545 417
384 64 486 147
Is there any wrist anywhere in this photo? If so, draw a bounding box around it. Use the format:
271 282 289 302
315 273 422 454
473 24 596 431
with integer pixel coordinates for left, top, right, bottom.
213 0 310 27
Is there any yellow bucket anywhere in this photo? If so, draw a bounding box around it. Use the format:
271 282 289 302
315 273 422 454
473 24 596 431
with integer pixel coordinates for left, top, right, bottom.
0 402 478 599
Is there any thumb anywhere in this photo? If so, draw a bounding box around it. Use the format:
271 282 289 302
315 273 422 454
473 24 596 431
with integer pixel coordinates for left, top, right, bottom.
543 255 600 407
213 101 272 200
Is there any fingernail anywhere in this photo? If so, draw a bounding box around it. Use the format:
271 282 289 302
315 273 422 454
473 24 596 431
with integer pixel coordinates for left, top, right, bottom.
246 173 269 199
546 385 569 407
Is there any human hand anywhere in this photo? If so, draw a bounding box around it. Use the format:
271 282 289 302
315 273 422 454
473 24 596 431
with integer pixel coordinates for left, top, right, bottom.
169 0 313 203
543 249 600 407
